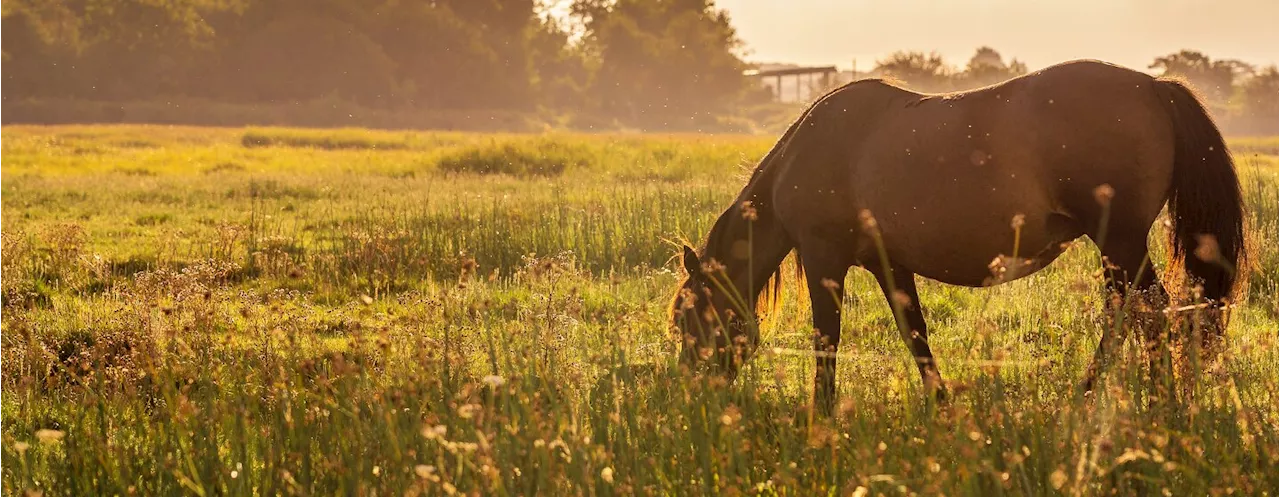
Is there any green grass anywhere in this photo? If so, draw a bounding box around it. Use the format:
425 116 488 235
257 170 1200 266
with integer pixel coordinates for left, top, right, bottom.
2 125 1276 495
1226 136 1280 157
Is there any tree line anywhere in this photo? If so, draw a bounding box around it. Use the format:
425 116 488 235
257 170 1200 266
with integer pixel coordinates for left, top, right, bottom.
2 1 1275 134
2 0 751 129
870 48 1277 135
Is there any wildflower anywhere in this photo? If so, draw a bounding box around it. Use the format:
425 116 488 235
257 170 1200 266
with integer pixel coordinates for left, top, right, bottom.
739 201 758 221
422 425 447 440
720 404 741 426
891 290 912 309
678 288 697 310
1194 234 1221 262
1049 468 1068 489
460 257 478 279
1093 184 1114 206
601 467 615 483
700 258 726 275
1011 213 1026 230
858 210 879 234
35 429 65 445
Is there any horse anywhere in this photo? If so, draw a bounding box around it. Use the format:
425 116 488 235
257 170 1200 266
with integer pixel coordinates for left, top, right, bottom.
669 59 1245 411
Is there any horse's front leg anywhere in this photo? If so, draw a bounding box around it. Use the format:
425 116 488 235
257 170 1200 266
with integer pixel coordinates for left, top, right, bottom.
800 251 851 415
870 262 946 402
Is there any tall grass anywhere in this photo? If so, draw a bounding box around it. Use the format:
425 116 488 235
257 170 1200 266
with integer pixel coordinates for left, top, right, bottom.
1 126 1276 495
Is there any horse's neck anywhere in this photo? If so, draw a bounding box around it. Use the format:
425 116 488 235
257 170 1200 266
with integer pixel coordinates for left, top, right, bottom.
703 126 797 304
704 187 793 303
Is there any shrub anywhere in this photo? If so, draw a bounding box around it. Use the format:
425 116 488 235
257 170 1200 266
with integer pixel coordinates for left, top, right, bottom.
241 128 412 150
436 141 591 177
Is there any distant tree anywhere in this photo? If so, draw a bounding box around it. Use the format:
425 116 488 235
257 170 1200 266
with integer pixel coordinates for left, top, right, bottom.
223 12 397 105
1233 66 1278 134
961 46 1027 88
573 0 748 124
436 0 543 109
2 0 224 100
2 7 79 99
874 51 953 92
361 1 501 109
1149 50 1244 106
527 17 590 110
82 0 222 99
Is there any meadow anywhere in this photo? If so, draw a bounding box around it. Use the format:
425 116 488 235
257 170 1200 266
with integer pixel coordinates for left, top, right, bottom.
1 125 1276 495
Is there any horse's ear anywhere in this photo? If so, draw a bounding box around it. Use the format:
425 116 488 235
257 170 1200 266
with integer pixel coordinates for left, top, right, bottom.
682 245 701 276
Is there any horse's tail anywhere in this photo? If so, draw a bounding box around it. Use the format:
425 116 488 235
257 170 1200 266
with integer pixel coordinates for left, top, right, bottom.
1152 78 1246 308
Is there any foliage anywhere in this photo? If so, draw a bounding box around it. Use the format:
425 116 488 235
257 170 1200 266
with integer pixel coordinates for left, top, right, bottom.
1239 66 1280 121
573 0 749 124
963 46 1029 88
1149 50 1245 104
874 47 1028 93
1 0 748 128
875 50 954 92
436 140 592 177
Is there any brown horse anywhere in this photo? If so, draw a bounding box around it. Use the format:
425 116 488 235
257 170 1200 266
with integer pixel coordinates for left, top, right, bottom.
670 60 1244 410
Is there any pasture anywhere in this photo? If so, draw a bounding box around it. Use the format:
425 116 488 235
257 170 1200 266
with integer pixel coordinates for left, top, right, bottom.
1 125 1276 495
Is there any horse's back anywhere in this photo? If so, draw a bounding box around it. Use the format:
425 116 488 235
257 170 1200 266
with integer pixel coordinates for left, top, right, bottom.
778 60 1179 286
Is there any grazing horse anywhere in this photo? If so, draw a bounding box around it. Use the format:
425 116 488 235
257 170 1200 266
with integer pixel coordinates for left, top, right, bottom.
669 60 1244 411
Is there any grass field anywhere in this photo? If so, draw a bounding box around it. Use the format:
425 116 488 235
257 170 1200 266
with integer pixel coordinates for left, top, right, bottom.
2 125 1277 495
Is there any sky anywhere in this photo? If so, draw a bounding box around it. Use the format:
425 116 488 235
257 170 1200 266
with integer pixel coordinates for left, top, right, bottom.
715 0 1279 72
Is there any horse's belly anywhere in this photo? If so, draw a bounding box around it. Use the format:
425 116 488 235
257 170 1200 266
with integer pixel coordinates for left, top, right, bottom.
874 213 1074 288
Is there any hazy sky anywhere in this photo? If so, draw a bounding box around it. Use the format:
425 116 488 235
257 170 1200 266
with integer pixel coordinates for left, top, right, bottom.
716 0 1279 72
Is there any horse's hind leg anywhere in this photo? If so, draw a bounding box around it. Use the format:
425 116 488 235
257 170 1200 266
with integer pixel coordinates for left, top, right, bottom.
871 263 946 401
1079 235 1170 394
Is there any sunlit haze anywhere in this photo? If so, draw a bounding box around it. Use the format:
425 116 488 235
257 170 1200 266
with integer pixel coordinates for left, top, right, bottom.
717 0 1279 71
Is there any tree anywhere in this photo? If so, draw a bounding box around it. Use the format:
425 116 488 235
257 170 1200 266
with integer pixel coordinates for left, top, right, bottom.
573 0 749 125
2 0 225 100
361 1 501 109
223 12 397 105
1149 50 1243 106
527 16 590 110
2 7 80 99
1234 66 1278 134
874 51 953 92
1 0 754 127
961 46 1026 88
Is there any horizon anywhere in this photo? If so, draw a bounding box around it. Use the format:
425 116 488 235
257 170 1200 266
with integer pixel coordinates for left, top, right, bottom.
716 0 1279 71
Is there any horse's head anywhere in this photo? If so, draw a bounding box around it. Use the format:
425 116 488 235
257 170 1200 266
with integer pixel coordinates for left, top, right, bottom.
670 245 757 375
